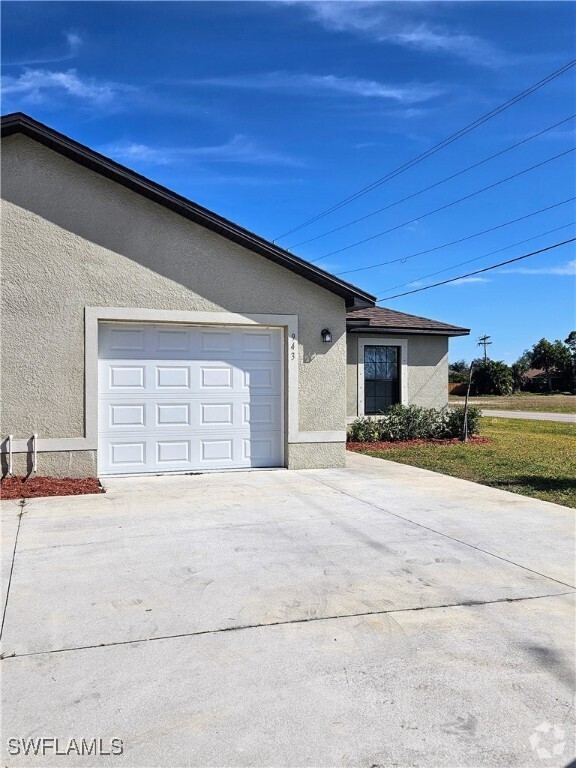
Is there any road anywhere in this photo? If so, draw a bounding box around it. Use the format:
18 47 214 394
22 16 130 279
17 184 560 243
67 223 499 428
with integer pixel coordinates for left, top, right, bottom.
481 409 575 423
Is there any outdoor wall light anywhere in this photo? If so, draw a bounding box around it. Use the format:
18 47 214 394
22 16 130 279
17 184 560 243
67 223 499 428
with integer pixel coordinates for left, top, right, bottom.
321 328 332 343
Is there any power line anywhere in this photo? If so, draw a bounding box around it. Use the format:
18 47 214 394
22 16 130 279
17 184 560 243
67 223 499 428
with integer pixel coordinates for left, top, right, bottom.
374 222 575 294
312 148 575 262
288 114 576 249
376 239 576 301
336 198 576 276
273 59 576 241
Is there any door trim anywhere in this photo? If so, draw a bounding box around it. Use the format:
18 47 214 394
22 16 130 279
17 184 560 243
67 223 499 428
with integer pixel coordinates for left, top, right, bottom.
357 336 408 418
97 321 285 475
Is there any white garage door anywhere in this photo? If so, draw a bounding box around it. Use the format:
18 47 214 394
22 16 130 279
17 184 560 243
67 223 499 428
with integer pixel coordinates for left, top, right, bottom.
98 323 283 475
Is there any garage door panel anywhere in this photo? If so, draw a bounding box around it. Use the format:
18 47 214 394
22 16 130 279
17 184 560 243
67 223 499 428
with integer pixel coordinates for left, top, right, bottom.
200 365 233 389
106 326 146 355
98 324 283 474
100 361 281 396
156 365 191 390
156 439 191 465
156 403 192 427
101 431 282 473
241 328 282 356
109 440 147 468
108 364 147 390
155 327 190 355
200 402 234 426
243 400 280 429
199 329 235 355
99 397 282 433
109 403 146 428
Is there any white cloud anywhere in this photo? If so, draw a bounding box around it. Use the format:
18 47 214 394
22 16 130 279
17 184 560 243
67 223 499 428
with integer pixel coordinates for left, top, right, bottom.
1 68 129 104
65 33 83 56
4 32 83 66
298 2 507 67
449 276 490 285
500 259 576 276
190 71 443 104
101 134 303 168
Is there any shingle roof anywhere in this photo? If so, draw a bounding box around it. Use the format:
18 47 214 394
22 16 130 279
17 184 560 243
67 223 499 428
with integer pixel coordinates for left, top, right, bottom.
347 306 469 336
1 112 375 310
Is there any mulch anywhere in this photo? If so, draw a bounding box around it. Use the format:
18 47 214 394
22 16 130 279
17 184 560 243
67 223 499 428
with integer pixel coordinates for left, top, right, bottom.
347 436 491 452
0 476 104 500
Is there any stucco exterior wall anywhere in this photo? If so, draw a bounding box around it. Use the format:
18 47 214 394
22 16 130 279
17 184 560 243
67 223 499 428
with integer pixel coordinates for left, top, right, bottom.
2 451 98 479
1 135 347 475
347 333 449 419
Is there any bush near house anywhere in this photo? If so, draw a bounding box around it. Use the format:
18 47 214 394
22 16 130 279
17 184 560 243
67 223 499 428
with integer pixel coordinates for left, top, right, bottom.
348 404 482 443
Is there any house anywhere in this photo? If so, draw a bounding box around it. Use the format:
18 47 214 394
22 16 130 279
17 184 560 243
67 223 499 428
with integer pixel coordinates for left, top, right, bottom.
346 307 469 421
1 113 469 478
523 368 563 392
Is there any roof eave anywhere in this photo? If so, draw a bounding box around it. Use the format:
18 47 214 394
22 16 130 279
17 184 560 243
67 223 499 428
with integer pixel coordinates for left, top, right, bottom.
347 326 470 337
1 112 376 309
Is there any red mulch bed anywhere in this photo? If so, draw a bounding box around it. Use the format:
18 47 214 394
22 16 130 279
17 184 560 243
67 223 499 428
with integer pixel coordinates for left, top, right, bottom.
1 476 104 500
347 436 491 452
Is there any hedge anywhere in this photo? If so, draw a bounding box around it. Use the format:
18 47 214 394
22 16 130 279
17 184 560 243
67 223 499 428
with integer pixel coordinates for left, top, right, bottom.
348 404 482 443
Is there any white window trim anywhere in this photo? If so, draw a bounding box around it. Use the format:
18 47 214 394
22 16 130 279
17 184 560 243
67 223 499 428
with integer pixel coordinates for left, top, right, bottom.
6 307 344 454
357 336 408 417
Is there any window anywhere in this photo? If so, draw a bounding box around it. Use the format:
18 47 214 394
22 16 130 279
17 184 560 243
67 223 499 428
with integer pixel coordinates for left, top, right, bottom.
364 345 400 414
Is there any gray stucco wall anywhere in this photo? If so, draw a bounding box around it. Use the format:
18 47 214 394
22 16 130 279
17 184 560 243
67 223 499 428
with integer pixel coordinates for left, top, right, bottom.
347 333 449 419
1 135 347 475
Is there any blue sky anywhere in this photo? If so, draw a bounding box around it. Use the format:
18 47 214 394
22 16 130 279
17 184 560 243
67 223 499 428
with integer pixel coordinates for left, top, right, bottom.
2 1 575 363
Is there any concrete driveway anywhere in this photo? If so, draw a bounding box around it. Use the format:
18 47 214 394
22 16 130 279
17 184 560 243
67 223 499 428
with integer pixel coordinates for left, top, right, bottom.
2 453 575 767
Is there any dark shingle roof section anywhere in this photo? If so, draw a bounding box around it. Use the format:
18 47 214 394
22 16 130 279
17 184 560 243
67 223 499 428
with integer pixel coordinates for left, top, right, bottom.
347 306 470 336
1 112 375 310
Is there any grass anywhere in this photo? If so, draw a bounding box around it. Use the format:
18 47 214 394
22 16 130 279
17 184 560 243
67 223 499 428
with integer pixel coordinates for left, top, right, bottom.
351 418 576 508
448 393 576 414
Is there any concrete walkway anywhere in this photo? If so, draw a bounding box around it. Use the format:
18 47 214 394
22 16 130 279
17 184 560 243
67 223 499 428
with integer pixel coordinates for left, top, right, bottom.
1 456 574 767
482 408 575 423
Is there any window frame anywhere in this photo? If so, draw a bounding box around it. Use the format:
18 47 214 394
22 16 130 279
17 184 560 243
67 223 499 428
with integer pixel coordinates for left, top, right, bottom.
357 337 408 417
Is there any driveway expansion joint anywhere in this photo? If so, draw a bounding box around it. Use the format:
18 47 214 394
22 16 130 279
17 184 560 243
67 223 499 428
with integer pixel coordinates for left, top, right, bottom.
4 589 574 662
300 472 576 590
1 499 26 642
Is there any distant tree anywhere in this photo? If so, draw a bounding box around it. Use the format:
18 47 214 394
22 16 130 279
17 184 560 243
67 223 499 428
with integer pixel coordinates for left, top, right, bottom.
530 339 558 392
511 349 532 392
471 360 513 395
552 339 573 392
449 359 469 383
529 337 574 392
516 349 533 369
565 332 576 392
511 364 528 392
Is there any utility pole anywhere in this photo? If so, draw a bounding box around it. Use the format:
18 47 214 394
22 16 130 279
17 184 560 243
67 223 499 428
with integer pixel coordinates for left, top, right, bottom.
478 334 492 363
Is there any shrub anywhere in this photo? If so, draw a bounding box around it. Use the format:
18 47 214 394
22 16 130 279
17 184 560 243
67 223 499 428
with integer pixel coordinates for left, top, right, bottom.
347 416 381 443
347 404 482 443
444 406 482 439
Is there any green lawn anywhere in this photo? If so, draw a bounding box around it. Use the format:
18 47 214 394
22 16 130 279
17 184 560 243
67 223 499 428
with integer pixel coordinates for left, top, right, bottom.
350 418 576 508
448 393 576 414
